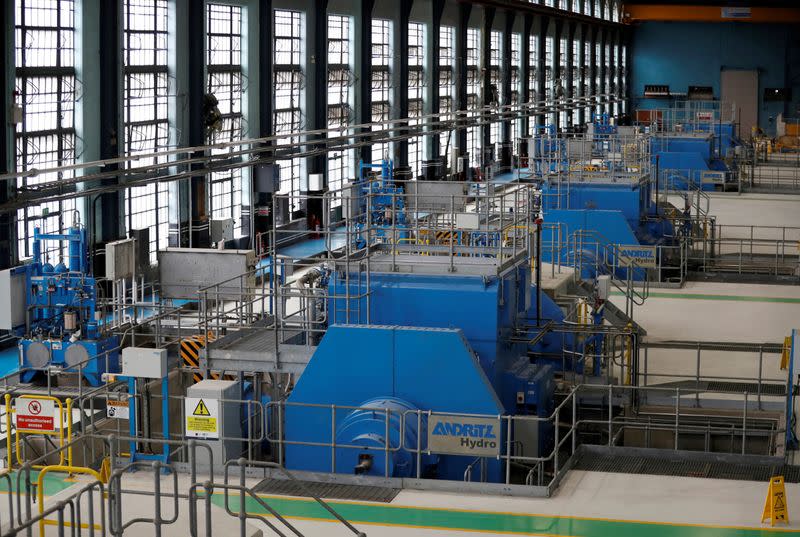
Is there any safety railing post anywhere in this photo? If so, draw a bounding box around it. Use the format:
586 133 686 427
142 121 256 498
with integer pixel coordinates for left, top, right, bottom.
554 407 560 471
607 385 612 446
571 389 577 453
331 405 336 473
416 411 422 479
239 458 247 537
505 415 512 485
742 392 748 455
675 387 680 450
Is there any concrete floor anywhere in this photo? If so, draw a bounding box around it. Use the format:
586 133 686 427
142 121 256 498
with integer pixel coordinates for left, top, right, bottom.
20 469 800 536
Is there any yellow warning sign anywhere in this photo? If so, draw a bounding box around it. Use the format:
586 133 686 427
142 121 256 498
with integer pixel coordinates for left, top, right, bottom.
186 417 217 432
185 397 219 439
192 399 211 416
762 475 790 526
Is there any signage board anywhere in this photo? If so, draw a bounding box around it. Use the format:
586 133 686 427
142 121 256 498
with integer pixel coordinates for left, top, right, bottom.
17 398 55 432
106 400 130 420
185 397 220 439
618 245 657 269
427 414 501 457
721 7 751 19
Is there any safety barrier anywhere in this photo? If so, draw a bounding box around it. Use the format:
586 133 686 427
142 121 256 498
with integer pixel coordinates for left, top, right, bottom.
0 368 789 537
739 161 800 191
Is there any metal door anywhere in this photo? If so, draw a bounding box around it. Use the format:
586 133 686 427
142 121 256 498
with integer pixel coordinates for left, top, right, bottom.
721 69 758 140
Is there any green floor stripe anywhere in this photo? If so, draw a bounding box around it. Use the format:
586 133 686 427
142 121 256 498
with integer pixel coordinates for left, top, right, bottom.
0 470 74 496
611 291 800 304
212 494 800 536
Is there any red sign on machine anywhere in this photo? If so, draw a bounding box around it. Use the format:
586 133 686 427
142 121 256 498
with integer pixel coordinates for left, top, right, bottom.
16 398 56 432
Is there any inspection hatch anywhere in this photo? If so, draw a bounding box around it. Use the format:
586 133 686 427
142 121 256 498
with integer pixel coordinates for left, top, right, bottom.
253 478 401 503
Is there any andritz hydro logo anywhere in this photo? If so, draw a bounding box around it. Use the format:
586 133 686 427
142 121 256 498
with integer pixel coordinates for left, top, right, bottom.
432 421 498 450
620 248 654 260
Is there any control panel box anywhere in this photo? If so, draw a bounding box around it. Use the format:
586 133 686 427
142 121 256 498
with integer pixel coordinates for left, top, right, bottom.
122 347 168 378
106 238 136 280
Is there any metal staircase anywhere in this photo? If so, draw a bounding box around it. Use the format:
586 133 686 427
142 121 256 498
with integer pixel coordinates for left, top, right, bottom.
570 229 650 321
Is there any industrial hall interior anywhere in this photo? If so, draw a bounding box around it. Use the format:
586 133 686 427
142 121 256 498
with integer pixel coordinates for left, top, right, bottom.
1 0 800 535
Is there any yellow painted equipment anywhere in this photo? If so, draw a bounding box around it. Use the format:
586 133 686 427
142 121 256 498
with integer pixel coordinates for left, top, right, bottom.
781 336 792 370
762 475 789 526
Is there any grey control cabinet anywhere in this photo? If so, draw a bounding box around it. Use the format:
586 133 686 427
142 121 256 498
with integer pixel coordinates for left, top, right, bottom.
186 380 242 468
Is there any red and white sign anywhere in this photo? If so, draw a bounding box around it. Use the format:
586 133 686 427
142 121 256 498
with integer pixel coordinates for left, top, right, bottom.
17 398 55 432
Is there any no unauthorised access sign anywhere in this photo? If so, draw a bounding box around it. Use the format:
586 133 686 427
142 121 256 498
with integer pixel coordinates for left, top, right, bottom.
185 397 220 439
17 397 56 432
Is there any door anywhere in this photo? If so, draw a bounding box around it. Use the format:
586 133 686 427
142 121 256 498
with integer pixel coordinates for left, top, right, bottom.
721 69 758 140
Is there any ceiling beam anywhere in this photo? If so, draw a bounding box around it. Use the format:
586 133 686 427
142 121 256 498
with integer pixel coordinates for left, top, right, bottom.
623 5 800 23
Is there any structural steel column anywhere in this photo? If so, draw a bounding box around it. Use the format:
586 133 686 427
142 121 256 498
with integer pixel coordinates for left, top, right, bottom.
481 8 495 152
96 0 123 250
357 0 376 165
429 0 445 160
396 0 413 169
0 1 11 269
187 0 209 247
454 3 471 157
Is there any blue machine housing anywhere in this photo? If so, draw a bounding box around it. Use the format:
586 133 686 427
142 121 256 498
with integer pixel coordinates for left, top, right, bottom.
284 267 566 482
539 178 672 281
649 121 740 191
18 227 119 386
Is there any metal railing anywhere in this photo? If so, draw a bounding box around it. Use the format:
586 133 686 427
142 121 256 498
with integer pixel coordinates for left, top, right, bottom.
687 223 800 277
635 101 737 136
0 362 789 537
0 432 363 537
570 229 650 317
739 161 800 191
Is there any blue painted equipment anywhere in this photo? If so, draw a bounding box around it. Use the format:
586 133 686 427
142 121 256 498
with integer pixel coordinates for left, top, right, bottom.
282 177 572 482
19 225 119 385
530 131 673 280
352 159 408 248
639 102 742 191
592 113 618 135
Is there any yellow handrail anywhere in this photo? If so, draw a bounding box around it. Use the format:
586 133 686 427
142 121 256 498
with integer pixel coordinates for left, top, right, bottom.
37 464 105 537
10 395 73 469
4 394 11 471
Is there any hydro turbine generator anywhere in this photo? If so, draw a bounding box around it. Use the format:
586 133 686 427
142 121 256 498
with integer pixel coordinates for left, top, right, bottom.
277 160 602 484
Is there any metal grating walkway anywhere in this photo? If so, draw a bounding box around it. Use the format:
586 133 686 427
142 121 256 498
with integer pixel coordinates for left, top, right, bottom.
647 380 790 396
573 450 800 483
253 478 401 503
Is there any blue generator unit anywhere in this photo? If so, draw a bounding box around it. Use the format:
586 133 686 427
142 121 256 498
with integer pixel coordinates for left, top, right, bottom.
279 165 578 484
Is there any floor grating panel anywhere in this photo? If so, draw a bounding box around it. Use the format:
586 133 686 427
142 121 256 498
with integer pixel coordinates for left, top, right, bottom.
574 451 800 483
252 478 401 503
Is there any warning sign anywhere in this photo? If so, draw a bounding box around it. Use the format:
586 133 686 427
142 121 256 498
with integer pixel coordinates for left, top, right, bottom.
762 475 790 526
16 397 56 432
106 400 130 420
192 399 211 416
185 397 219 439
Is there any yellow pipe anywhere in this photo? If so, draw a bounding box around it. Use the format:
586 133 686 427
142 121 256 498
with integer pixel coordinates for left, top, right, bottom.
5 394 11 471
37 465 104 537
65 398 73 469
624 323 634 386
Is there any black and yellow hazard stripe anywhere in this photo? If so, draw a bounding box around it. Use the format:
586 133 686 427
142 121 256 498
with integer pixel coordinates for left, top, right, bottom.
181 334 235 383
